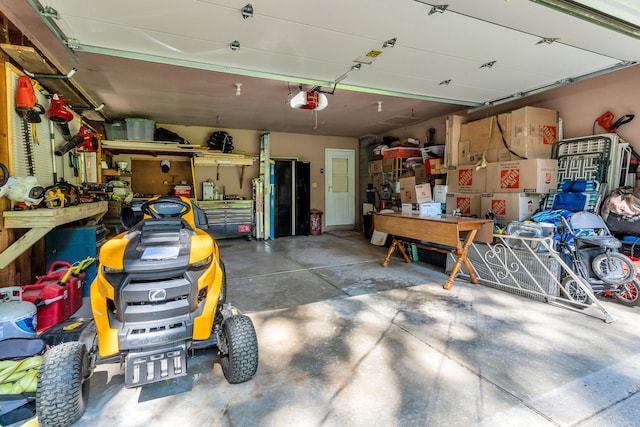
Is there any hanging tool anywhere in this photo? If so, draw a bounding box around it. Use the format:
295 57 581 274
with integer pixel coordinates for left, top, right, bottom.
48 119 58 183
55 126 98 157
46 92 74 140
14 76 39 175
596 111 635 133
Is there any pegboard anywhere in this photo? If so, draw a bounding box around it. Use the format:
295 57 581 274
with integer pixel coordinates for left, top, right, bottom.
7 64 82 188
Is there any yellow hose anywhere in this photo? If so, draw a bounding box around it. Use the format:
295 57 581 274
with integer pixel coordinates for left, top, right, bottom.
0 356 42 394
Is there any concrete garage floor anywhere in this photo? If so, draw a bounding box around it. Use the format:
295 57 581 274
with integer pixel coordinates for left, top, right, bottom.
27 230 640 426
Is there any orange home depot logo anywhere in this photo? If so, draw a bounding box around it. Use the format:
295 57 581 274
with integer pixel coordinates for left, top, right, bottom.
491 199 507 216
545 172 552 184
500 168 520 189
458 168 473 186
456 197 471 214
542 125 557 145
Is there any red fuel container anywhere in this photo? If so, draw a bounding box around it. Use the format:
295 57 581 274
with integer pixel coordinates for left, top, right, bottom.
22 261 85 332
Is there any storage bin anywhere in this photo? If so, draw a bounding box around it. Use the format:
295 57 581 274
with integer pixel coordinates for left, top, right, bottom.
104 121 127 140
126 118 155 141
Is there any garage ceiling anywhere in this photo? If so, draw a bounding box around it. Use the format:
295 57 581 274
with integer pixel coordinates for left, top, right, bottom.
1 0 639 138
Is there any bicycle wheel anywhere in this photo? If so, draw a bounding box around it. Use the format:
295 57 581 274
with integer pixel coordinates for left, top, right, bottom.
592 252 636 285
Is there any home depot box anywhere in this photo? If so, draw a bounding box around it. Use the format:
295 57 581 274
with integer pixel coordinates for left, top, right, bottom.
458 113 511 166
510 106 559 159
481 193 543 223
446 165 487 193
399 177 432 203
445 193 482 217
486 159 558 193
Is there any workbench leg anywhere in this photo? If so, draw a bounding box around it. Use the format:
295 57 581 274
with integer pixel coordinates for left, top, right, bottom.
0 227 50 269
381 240 398 267
382 239 412 267
396 241 412 264
443 230 478 290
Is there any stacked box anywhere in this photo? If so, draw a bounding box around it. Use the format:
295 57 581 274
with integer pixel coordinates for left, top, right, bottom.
510 106 558 159
481 193 544 223
486 159 557 193
446 165 487 193
458 113 512 166
456 107 558 165
445 193 482 217
368 160 383 173
399 177 431 203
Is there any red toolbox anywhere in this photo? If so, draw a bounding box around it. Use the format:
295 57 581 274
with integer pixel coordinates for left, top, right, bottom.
22 261 86 332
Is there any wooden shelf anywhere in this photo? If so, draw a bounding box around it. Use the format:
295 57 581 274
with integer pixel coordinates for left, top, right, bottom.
101 140 210 155
193 154 255 167
102 169 132 177
0 202 108 268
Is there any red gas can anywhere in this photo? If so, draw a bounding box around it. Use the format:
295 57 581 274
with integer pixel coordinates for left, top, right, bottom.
22 261 85 332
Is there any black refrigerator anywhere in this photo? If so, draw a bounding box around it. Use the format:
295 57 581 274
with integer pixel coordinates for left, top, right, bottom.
274 160 311 237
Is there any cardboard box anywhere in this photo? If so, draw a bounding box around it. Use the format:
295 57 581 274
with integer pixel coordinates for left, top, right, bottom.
370 173 384 188
368 160 383 174
414 164 428 182
399 177 416 203
486 159 558 193
382 158 399 172
433 185 448 203
481 193 544 223
415 183 432 203
510 106 558 159
445 115 467 167
445 193 482 217
458 114 511 166
402 203 413 213
446 165 487 193
382 147 422 159
419 202 442 216
399 177 432 203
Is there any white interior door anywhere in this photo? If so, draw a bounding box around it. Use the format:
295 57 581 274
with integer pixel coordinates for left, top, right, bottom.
325 149 355 226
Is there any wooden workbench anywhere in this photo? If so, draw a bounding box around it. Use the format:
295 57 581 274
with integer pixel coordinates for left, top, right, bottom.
374 212 493 290
0 202 108 269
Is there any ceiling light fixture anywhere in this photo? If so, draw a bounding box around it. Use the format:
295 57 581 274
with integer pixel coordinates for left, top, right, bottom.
377 101 383 113
480 60 496 68
230 40 240 51
428 5 449 15
234 83 242 96
241 4 254 19
383 38 397 48
439 79 452 85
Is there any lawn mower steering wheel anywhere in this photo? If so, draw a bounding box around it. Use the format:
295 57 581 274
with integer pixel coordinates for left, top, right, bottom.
141 196 191 218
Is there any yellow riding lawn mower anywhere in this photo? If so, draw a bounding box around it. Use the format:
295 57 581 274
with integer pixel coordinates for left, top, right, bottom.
35 196 259 427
